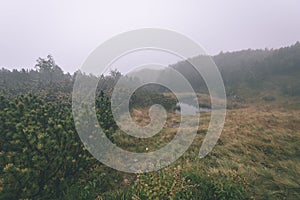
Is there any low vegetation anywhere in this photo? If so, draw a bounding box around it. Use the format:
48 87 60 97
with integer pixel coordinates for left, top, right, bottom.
1 43 300 199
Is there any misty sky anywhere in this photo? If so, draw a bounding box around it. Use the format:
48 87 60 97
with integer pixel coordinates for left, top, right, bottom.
0 0 300 73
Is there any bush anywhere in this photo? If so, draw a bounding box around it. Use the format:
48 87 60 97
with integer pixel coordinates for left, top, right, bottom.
0 95 96 199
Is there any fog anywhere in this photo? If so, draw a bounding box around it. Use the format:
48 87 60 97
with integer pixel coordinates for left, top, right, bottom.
0 0 299 72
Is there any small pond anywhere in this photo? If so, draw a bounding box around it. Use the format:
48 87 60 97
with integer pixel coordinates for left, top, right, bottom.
175 103 211 115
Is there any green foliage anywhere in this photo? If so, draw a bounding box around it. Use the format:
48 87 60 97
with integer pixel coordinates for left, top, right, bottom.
95 91 117 132
98 167 249 200
186 171 249 200
129 166 194 200
129 85 177 111
61 181 98 200
35 55 66 83
0 56 73 98
0 95 96 199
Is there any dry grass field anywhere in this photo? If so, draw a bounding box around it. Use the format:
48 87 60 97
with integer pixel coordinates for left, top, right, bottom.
106 98 300 199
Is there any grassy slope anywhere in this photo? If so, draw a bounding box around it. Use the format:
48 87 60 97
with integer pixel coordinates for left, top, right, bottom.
191 106 300 199
101 98 300 199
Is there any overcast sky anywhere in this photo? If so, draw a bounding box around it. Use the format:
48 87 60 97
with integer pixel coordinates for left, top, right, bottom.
0 0 299 73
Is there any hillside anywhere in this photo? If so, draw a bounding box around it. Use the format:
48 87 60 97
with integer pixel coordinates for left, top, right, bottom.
173 42 300 100
129 42 300 104
0 43 300 199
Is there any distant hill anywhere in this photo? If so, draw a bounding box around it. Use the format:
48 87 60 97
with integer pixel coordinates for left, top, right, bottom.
130 42 300 100
212 42 300 97
1 42 300 101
